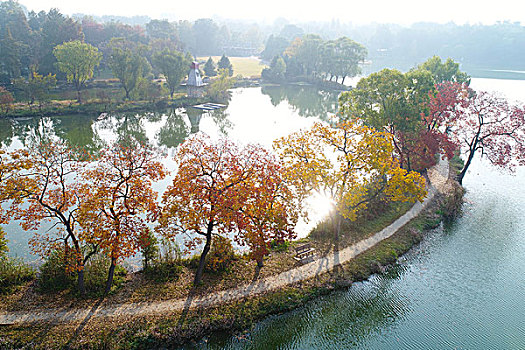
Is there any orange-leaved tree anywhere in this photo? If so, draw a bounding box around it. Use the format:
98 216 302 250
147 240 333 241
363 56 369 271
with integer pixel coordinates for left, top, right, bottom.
1 140 94 295
229 144 300 268
158 134 300 284
78 138 167 294
274 119 427 239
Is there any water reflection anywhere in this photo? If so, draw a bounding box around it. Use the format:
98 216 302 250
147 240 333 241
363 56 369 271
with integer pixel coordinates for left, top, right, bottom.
261 85 339 120
156 109 191 148
191 271 410 350
0 118 14 148
197 158 525 350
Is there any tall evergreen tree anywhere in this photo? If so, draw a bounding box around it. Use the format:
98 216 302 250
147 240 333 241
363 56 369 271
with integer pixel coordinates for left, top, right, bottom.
217 54 233 76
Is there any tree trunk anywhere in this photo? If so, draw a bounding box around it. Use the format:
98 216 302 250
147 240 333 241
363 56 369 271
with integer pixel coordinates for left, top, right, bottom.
331 212 342 242
194 233 212 285
76 88 82 104
341 76 346 85
104 256 117 295
257 257 264 268
458 146 477 185
77 269 86 296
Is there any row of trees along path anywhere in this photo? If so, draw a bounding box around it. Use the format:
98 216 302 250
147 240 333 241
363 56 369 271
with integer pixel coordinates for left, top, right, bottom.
0 158 450 325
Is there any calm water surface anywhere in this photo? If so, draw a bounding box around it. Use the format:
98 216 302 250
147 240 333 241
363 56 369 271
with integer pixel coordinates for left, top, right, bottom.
1 84 338 262
2 79 525 349
187 78 525 349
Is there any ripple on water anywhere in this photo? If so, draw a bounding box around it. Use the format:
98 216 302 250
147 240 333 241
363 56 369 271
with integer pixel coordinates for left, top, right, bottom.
197 157 525 350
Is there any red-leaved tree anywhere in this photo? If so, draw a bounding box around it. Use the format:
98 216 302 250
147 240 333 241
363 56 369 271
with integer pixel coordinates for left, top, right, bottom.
158 134 299 284
452 90 525 184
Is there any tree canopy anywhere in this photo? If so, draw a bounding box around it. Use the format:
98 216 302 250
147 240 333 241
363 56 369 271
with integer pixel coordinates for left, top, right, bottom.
152 48 189 98
53 40 101 103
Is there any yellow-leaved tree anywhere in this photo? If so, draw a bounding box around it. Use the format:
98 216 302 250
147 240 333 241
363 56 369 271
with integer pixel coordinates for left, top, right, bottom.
274 119 427 239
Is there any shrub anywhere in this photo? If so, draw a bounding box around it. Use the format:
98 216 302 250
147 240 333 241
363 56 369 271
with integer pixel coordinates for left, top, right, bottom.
38 249 76 292
205 236 236 273
38 250 127 296
0 257 36 294
270 239 290 252
0 227 8 258
144 239 183 282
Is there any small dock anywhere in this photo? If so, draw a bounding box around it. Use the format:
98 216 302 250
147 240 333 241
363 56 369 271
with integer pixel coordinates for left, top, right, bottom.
191 103 226 111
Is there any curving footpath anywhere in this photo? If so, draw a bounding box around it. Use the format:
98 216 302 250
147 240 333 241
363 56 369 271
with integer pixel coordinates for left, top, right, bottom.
0 160 450 325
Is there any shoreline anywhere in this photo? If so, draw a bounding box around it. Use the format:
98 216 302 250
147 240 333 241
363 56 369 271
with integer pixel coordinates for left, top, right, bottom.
0 159 462 348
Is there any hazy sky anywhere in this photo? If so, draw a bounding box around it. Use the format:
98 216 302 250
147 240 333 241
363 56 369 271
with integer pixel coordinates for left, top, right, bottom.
18 0 525 25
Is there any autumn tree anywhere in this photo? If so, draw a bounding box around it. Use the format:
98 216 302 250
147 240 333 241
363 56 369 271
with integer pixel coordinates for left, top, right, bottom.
159 134 299 284
78 138 166 294
411 81 470 170
0 140 94 295
108 38 151 100
53 40 102 104
274 119 427 239
152 48 189 98
231 151 300 267
0 87 14 114
451 90 525 184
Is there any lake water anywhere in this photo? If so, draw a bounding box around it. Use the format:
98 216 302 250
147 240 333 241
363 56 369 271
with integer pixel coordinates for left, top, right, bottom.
1 84 339 263
2 78 525 349
186 78 525 349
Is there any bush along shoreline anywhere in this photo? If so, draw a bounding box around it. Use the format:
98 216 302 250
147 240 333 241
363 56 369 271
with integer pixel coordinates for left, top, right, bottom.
0 161 464 349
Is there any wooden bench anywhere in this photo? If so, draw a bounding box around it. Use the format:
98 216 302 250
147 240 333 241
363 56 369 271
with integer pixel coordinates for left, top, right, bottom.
293 242 316 264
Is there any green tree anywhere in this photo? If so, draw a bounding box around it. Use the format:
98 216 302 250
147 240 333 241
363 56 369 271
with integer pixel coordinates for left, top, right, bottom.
108 38 151 100
53 40 101 104
217 54 233 76
339 68 435 170
192 18 219 56
322 37 367 84
261 55 286 83
0 1 32 82
203 57 217 77
294 34 323 78
415 56 471 85
146 19 178 43
261 35 290 61
38 9 84 76
207 68 233 103
152 48 189 98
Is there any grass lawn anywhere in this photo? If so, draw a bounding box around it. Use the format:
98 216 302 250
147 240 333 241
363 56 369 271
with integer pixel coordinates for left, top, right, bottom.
199 56 267 78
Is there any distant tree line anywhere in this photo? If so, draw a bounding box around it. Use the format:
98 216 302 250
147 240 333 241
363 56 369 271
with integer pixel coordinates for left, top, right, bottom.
262 35 367 84
0 1 243 111
263 21 525 73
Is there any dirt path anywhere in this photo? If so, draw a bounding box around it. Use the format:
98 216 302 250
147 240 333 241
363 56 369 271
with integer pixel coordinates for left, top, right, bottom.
0 160 450 325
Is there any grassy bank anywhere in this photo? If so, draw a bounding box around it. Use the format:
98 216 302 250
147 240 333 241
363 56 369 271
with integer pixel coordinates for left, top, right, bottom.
0 194 450 349
0 94 207 119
